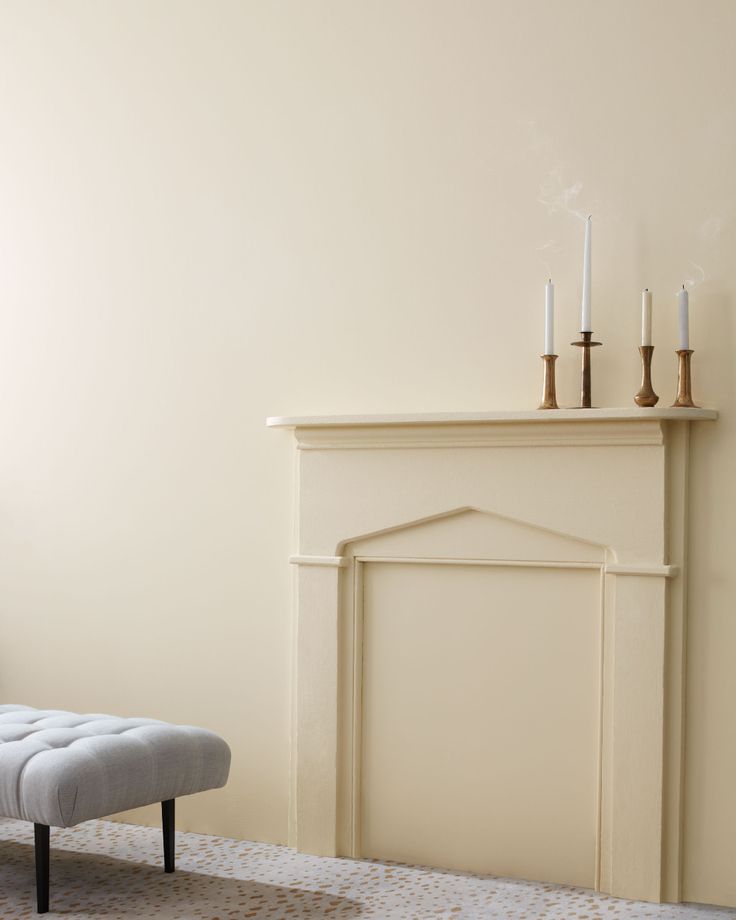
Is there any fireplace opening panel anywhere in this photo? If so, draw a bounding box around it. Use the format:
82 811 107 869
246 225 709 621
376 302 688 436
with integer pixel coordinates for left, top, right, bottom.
357 560 601 889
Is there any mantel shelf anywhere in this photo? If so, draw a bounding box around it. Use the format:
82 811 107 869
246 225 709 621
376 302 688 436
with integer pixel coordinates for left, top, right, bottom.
267 407 717 429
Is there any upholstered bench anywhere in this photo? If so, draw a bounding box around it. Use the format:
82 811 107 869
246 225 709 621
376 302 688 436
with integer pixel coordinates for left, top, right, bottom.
0 704 231 913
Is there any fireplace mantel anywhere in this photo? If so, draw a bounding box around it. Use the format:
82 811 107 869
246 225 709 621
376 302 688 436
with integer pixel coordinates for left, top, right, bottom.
270 406 716 903
267 406 716 428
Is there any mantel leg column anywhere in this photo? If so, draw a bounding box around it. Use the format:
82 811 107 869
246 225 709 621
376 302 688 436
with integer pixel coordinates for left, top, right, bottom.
295 563 341 856
603 574 667 902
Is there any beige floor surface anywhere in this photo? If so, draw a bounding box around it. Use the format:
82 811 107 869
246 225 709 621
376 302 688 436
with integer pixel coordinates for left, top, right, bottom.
0 817 733 919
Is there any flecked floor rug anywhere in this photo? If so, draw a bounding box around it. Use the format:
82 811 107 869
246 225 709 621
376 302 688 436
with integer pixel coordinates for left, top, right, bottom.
0 818 733 919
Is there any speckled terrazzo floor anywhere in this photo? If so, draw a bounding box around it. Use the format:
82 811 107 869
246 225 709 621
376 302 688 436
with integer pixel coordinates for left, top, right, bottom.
0 818 733 919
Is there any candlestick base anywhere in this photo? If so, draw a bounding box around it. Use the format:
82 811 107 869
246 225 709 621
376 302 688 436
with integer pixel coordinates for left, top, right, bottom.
634 345 659 407
570 331 602 408
538 354 559 409
671 349 699 408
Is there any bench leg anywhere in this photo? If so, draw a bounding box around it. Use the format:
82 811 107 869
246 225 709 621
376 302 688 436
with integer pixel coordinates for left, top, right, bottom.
162 799 175 873
34 823 49 914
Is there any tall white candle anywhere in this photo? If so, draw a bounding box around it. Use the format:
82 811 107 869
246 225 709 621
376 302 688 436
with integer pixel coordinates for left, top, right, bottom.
581 216 592 331
545 279 554 354
678 285 689 350
641 288 652 347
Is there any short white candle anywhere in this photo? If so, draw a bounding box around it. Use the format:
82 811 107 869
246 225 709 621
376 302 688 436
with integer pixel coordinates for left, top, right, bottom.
678 285 689 350
581 216 592 332
641 289 652 347
545 279 554 354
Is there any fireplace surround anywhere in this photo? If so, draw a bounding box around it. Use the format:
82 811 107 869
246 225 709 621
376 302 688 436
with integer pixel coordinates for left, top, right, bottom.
268 407 716 903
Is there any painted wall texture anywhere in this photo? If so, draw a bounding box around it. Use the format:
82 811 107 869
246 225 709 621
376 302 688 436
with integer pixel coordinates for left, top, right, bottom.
0 0 733 907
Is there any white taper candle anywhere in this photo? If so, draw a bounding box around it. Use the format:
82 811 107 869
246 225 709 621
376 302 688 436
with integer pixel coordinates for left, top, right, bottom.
641 289 652 347
581 216 592 331
678 285 689 350
545 279 554 354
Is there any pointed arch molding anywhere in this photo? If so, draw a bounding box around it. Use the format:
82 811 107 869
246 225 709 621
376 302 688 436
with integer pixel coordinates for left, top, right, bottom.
270 409 717 904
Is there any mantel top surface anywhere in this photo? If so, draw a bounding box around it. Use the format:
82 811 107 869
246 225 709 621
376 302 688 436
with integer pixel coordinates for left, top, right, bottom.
267 407 717 429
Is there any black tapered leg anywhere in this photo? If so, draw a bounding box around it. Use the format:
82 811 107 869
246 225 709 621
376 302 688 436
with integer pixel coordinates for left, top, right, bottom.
34 823 49 914
162 799 175 873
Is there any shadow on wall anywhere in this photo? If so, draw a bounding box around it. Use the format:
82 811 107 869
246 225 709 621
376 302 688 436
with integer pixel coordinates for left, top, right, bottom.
0 840 364 918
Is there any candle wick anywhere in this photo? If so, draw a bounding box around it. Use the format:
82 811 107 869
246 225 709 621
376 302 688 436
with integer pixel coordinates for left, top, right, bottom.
548 278 551 283
645 287 649 291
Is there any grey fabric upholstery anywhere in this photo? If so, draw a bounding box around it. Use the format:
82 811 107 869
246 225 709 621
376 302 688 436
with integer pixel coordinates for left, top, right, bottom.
0 705 231 828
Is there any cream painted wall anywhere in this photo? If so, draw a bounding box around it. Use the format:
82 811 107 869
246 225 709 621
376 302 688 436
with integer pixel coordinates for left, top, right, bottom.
0 0 733 906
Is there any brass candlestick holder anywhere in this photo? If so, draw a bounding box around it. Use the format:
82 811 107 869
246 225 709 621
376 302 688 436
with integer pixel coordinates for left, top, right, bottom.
671 349 698 407
634 345 659 407
538 354 559 409
570 331 602 408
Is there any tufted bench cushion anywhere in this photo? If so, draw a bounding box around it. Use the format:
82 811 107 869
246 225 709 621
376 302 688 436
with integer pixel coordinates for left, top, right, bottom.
0 704 231 828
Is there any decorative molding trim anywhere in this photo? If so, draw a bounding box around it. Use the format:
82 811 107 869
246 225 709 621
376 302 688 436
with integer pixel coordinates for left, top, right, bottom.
354 555 602 571
350 560 364 859
291 421 667 451
289 555 348 567
288 555 678 577
344 555 678 578
606 564 679 578
340 505 607 561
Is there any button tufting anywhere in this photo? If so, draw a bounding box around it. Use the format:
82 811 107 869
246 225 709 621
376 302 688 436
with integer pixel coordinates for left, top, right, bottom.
0 704 231 829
